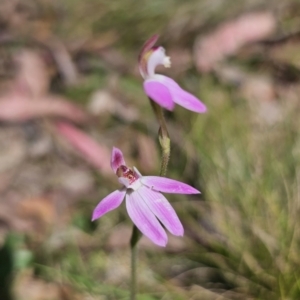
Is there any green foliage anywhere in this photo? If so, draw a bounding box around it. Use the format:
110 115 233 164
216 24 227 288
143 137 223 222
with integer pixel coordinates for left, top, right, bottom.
182 78 300 299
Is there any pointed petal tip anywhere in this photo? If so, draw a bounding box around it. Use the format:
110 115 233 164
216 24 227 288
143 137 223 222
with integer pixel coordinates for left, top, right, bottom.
199 106 207 114
112 146 119 152
193 188 201 194
170 227 184 237
197 105 207 114
141 231 168 247
91 211 100 222
141 176 201 195
160 76 207 113
184 185 201 194
111 146 123 157
154 238 167 247
92 189 126 221
188 102 207 114
111 147 126 173
174 232 184 238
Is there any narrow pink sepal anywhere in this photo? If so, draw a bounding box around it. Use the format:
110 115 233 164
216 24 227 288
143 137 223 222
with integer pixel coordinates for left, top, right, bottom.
126 191 168 247
111 147 126 174
141 176 200 194
143 80 175 111
161 76 207 113
138 186 184 236
138 34 159 63
92 189 126 221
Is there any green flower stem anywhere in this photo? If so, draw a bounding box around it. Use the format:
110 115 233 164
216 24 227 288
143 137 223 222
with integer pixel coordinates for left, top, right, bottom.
129 98 171 300
149 99 171 177
130 225 141 300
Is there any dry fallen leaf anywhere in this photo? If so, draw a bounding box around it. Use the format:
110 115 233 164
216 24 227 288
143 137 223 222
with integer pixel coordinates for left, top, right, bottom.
88 88 139 122
88 90 117 115
0 49 87 123
57 168 94 195
240 75 275 103
0 129 27 172
194 12 276 72
14 271 61 300
55 121 111 175
0 93 87 123
14 270 85 300
46 38 79 86
17 197 56 230
14 49 50 98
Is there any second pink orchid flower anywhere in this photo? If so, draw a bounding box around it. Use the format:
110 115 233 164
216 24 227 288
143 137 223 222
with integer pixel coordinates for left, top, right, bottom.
139 35 207 113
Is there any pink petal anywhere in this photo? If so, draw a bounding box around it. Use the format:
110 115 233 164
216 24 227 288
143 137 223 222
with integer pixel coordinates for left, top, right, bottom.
137 186 183 236
126 191 168 247
111 147 126 173
55 122 111 174
141 176 200 194
173 88 207 113
92 189 126 221
143 80 175 111
162 76 207 113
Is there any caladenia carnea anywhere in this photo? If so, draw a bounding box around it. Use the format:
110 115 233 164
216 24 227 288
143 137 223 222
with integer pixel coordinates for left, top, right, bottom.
92 147 200 246
139 34 207 113
92 148 200 299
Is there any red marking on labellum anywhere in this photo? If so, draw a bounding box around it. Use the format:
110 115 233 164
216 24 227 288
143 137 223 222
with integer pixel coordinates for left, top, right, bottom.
116 165 138 184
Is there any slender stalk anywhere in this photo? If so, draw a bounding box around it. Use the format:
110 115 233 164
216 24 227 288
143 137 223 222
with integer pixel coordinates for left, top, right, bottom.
149 99 171 176
130 225 140 300
130 244 137 300
129 98 171 300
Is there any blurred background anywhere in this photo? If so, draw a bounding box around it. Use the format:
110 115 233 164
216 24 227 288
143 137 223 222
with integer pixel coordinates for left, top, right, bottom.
0 0 300 299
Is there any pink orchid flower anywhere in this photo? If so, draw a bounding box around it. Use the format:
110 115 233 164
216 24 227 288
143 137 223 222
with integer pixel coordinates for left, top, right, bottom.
92 147 200 246
139 35 207 113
